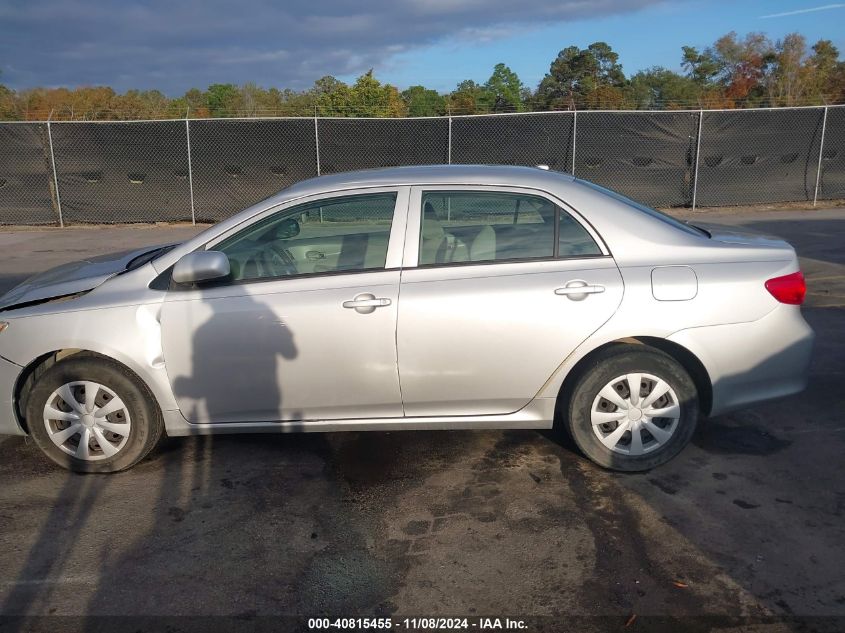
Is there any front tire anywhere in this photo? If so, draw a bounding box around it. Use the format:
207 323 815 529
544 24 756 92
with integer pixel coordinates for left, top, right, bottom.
565 345 699 471
26 356 163 473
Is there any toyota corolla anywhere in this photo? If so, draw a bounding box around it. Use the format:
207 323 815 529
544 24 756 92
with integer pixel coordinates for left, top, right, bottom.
0 165 813 472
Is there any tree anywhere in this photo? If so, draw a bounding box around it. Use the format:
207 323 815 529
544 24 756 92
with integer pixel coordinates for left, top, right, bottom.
239 82 263 116
537 42 626 109
765 34 809 106
205 83 240 117
682 32 774 105
182 88 210 117
0 70 18 120
627 67 701 109
448 79 485 114
681 46 720 85
483 63 524 112
276 88 316 116
585 42 625 88
0 32 843 120
314 75 352 115
538 45 585 108
807 39 845 102
314 71 406 117
401 85 446 116
348 70 406 117
715 32 773 103
0 84 16 120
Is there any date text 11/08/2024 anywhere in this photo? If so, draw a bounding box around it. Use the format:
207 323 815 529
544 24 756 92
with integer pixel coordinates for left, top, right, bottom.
307 617 529 630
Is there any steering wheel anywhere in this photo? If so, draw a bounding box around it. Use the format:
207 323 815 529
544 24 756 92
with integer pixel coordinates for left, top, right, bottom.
244 245 299 278
257 244 297 277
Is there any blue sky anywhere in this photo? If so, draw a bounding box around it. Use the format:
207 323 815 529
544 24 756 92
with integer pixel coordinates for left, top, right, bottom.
377 1 845 92
1 0 843 94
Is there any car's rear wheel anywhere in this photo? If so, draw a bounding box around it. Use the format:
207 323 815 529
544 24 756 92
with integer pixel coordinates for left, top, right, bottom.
26 356 163 473
565 345 699 471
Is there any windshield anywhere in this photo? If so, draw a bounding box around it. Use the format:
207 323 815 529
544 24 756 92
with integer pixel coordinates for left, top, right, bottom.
577 180 709 238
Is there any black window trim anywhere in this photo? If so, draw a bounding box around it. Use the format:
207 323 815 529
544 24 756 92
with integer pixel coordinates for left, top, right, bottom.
415 187 607 270
413 253 610 272
207 190 400 286
203 186 404 253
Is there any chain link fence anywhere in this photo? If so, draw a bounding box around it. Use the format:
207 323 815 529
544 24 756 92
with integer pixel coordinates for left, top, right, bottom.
695 108 826 207
0 123 56 224
49 120 192 224
189 118 318 222
0 105 842 225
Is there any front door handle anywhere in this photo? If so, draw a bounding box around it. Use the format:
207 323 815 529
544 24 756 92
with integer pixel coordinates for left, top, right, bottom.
343 293 392 314
555 280 606 301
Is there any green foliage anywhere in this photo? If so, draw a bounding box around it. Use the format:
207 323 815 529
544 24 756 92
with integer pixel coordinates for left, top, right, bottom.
681 46 721 85
538 42 626 109
448 79 485 114
483 63 524 112
315 71 406 117
628 67 701 109
349 70 406 117
205 83 240 117
401 85 446 116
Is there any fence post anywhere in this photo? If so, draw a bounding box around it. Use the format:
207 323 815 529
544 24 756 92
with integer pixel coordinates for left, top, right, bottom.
447 116 452 165
571 110 577 176
314 114 321 176
813 106 829 207
46 112 64 228
691 109 704 211
185 118 196 225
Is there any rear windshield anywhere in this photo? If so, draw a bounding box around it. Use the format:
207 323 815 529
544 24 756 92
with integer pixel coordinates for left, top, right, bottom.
577 180 708 238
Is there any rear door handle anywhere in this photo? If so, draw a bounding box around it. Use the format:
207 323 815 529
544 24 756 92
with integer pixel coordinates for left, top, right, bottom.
343 293 392 314
555 281 605 301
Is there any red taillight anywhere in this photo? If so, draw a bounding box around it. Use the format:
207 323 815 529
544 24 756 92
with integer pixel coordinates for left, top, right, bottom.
765 271 806 305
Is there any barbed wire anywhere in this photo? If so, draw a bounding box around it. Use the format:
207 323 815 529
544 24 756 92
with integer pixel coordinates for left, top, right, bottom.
3 96 845 121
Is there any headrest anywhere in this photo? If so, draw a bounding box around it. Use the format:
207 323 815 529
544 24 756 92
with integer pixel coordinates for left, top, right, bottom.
421 200 444 240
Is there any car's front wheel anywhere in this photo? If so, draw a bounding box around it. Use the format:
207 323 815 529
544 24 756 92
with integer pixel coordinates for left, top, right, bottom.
26 356 163 473
565 345 699 471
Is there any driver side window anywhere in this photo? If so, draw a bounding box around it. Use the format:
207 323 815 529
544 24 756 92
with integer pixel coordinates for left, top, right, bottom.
216 192 397 281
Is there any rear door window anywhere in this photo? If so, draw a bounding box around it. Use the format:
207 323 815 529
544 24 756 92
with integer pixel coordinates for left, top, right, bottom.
418 190 601 265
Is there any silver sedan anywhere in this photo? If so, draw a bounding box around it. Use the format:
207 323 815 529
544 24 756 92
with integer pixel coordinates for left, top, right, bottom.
0 165 814 472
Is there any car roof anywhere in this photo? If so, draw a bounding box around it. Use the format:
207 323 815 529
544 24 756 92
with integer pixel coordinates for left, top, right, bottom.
274 164 576 202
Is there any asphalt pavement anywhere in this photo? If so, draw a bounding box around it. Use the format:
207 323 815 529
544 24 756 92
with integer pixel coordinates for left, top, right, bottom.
0 209 843 631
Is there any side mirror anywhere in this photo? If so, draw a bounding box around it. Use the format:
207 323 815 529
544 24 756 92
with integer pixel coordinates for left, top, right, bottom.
172 251 231 285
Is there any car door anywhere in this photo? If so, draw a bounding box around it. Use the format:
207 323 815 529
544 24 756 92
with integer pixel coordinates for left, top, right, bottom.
161 188 408 424
397 186 624 417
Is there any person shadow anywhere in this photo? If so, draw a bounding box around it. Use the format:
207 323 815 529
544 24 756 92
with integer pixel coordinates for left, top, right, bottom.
172 291 299 424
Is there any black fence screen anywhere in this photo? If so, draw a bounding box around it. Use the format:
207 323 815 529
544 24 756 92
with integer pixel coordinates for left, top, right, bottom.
0 106 842 225
50 121 191 223
696 109 825 207
189 119 318 222
0 123 56 225
818 107 845 200
317 118 449 174
451 113 574 172
575 112 698 207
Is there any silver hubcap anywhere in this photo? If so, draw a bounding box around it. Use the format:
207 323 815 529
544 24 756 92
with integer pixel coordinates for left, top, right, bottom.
43 381 131 461
591 373 681 456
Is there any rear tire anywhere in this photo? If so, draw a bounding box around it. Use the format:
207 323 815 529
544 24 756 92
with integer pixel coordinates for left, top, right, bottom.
26 356 163 473
564 345 699 471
